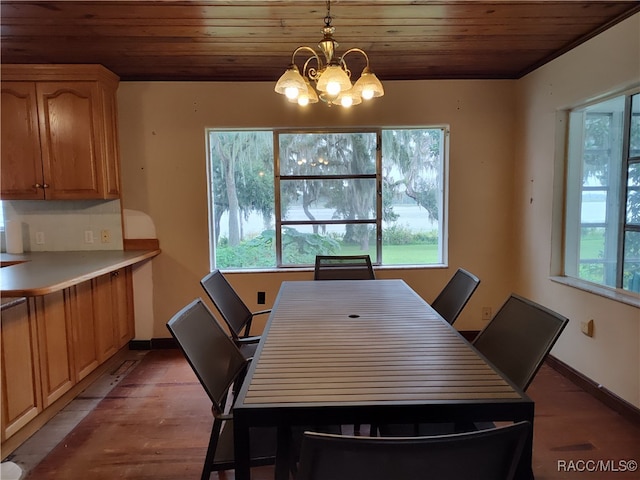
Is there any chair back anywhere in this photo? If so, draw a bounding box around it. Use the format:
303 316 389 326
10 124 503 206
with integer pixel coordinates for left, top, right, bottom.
430 268 480 324
473 294 569 391
314 255 375 280
201 269 252 339
166 298 248 416
297 421 531 480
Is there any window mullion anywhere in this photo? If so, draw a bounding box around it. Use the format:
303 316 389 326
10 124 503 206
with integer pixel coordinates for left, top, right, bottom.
616 95 633 288
274 130 283 267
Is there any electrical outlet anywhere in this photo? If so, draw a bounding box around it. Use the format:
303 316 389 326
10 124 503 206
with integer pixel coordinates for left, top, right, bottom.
481 307 492 321
101 229 111 243
36 231 45 245
581 319 594 337
84 230 94 243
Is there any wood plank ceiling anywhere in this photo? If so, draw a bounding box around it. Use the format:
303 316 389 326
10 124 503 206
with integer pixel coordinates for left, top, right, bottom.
1 1 639 82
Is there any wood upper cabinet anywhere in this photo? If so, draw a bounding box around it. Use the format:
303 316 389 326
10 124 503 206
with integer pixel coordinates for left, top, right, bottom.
1 299 42 441
0 82 43 199
0 64 121 200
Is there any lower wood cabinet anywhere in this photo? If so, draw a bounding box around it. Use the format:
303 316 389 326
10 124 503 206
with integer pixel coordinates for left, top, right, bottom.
33 291 74 408
112 268 134 348
0 299 41 442
69 281 100 381
1 266 135 443
93 267 133 361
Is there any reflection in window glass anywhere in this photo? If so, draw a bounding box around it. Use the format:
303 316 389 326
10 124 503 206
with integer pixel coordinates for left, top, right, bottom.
631 94 640 155
624 231 640 292
280 179 376 222
566 97 624 288
627 163 640 226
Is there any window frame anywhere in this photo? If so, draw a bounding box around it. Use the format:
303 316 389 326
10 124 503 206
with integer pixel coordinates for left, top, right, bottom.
207 126 449 271
556 87 640 303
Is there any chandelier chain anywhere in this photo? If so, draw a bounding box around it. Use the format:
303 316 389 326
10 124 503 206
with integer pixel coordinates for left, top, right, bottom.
324 0 333 27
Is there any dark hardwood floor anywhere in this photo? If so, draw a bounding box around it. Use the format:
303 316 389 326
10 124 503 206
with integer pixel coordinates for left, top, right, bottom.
10 349 640 479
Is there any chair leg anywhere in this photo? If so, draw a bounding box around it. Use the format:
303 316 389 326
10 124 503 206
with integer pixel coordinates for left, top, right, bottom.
201 419 222 480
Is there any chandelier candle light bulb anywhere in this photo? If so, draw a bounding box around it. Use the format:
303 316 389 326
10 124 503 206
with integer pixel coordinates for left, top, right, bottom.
274 0 384 108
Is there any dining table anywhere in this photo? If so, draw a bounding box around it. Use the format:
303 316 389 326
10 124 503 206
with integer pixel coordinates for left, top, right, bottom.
233 279 535 480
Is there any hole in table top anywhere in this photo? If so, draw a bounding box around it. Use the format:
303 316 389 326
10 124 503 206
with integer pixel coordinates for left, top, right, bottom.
348 314 360 318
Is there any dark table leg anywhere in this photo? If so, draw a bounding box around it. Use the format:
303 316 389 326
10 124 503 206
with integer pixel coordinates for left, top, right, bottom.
234 415 251 480
275 426 292 480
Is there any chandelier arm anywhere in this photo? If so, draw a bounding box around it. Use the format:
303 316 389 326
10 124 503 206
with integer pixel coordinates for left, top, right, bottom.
292 46 323 67
341 48 371 69
292 46 326 81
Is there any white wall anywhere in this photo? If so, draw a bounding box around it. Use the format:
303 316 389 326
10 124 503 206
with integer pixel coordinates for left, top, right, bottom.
513 13 640 407
116 13 640 408
117 79 517 341
1 199 123 252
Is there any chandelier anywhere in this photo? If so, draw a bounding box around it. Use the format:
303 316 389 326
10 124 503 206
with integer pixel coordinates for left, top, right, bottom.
274 0 384 108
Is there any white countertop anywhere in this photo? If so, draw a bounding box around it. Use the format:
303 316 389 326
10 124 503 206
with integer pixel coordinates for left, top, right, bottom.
0 250 160 296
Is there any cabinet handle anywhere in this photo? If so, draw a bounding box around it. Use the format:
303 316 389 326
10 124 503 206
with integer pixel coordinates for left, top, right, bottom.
34 183 42 188
42 183 49 188
111 271 120 277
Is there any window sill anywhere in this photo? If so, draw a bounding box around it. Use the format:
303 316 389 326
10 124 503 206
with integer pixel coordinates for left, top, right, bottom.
550 276 640 309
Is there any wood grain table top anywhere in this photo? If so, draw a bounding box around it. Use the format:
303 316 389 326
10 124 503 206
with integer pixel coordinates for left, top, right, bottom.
240 279 523 408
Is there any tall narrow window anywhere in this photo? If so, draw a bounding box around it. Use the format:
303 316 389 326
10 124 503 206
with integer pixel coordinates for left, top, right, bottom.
623 93 640 291
564 91 640 293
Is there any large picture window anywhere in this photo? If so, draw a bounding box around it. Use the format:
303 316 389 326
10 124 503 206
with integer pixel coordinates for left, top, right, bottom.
208 128 447 269
564 91 640 293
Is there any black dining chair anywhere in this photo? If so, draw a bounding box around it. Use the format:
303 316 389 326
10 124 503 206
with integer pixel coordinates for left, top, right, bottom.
314 255 375 280
297 421 531 480
472 293 569 391
166 298 276 480
200 269 271 359
430 267 480 325
375 293 568 438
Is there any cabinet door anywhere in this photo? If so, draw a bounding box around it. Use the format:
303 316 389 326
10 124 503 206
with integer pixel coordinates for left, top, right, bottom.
100 84 121 198
36 81 106 200
69 282 100 380
35 291 75 407
0 82 45 199
1 299 42 440
93 268 134 355
113 267 135 348
92 273 119 362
